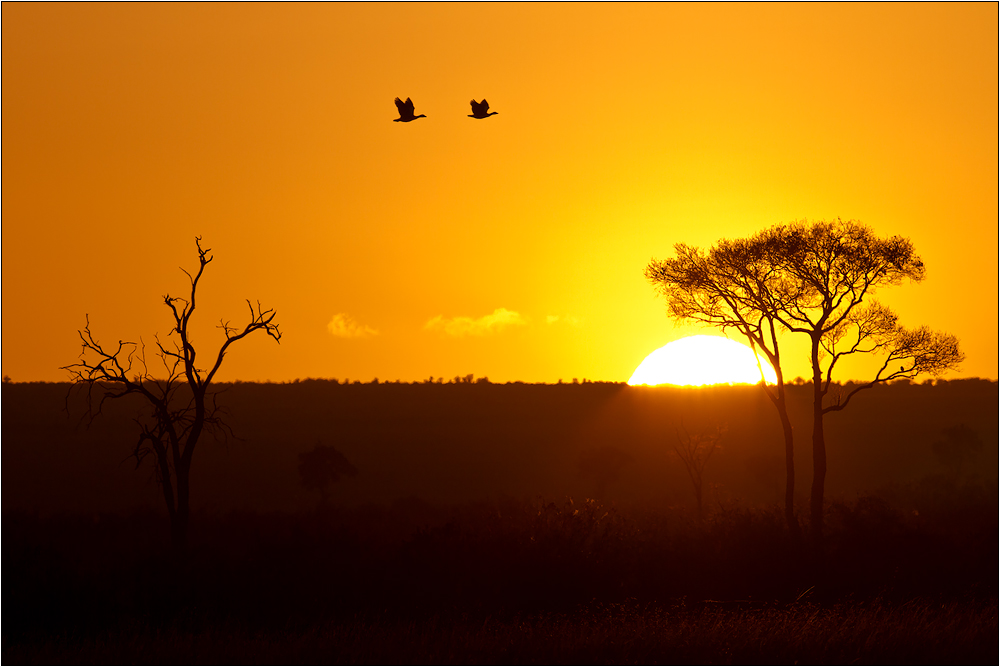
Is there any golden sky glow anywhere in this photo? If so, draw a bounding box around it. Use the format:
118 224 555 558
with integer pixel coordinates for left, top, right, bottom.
3 4 997 383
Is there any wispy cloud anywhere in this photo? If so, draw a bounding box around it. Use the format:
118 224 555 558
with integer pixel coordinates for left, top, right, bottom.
546 314 583 327
327 313 378 338
424 308 527 337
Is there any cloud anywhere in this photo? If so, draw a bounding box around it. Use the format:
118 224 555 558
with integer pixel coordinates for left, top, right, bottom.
424 308 527 337
327 313 378 338
546 314 583 327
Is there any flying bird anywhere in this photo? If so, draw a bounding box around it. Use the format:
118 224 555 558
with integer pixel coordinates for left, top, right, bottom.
393 97 426 122
468 99 499 119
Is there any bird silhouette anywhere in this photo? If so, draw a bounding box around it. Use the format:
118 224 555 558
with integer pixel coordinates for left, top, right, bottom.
393 97 426 122
468 99 499 119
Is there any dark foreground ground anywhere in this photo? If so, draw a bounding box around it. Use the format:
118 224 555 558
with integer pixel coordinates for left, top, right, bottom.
4 485 997 665
7 599 994 665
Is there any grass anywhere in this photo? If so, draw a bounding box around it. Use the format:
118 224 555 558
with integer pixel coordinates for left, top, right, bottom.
6 599 995 664
3 490 996 664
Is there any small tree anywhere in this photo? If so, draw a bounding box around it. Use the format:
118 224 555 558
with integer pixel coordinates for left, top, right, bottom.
63 238 281 550
298 442 359 505
672 423 725 521
931 424 983 477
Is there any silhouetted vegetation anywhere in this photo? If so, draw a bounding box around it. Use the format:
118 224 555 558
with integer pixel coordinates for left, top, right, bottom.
647 219 964 544
931 423 984 476
577 445 632 499
3 491 996 663
672 423 725 521
61 238 281 549
3 379 995 662
6 379 996 514
299 442 358 505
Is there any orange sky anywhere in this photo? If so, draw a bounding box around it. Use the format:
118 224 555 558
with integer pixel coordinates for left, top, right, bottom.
3 3 997 383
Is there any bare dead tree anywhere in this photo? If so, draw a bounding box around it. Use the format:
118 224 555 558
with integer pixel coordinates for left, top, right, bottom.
672 423 726 522
62 237 280 550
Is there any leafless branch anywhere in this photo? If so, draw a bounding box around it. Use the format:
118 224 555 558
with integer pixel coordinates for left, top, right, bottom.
62 237 280 549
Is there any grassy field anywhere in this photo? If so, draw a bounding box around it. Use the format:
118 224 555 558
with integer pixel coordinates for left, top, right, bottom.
7 599 996 664
4 488 996 664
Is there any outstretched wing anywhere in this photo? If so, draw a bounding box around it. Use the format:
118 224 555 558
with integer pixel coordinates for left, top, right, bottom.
470 99 483 115
480 99 490 113
403 97 415 115
394 97 406 114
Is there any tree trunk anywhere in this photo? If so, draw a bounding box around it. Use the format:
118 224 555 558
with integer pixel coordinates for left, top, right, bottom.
170 511 187 551
809 337 827 547
761 383 800 539
172 464 191 551
171 400 203 552
778 405 800 538
810 401 827 546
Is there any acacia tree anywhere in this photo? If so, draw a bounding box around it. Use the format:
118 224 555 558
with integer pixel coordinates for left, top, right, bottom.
63 238 281 549
646 237 802 537
648 219 963 545
756 219 962 543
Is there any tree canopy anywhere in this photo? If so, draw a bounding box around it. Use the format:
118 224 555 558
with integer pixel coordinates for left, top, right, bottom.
646 219 963 543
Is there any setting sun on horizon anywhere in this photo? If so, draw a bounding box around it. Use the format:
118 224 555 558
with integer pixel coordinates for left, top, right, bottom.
628 336 779 387
2 4 996 384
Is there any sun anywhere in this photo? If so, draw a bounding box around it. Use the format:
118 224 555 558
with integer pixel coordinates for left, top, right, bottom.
628 335 778 386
